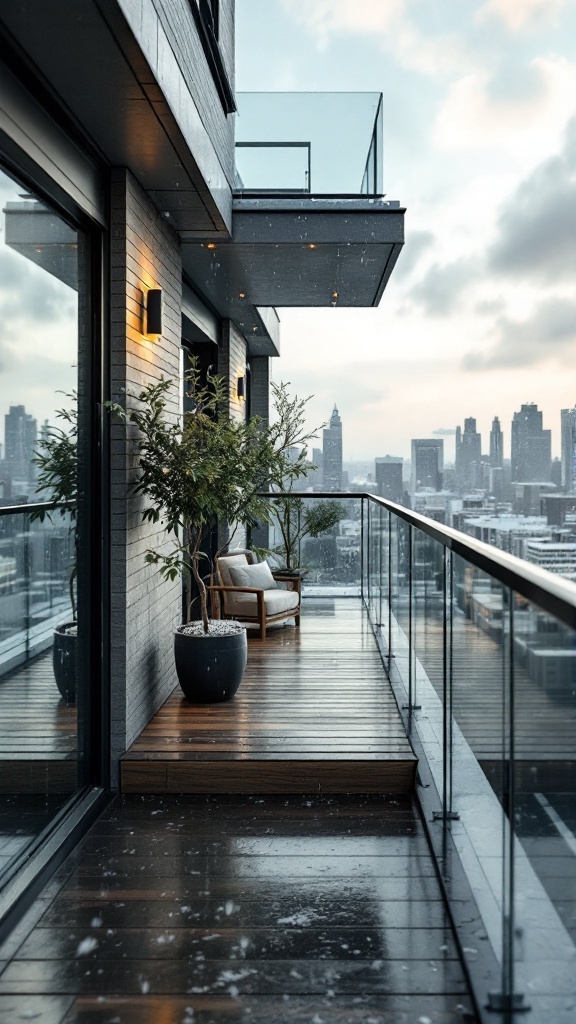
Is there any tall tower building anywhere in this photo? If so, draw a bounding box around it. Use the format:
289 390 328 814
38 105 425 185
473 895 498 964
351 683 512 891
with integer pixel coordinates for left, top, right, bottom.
561 406 576 492
375 456 403 503
490 417 503 468
322 404 342 491
456 417 482 490
411 439 443 494
511 403 551 482
4 405 37 485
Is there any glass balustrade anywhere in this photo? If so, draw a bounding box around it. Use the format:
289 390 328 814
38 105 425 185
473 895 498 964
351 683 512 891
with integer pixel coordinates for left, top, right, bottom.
235 92 383 195
270 490 576 1019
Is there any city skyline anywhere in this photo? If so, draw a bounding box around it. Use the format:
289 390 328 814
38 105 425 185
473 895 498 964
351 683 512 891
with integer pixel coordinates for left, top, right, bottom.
239 1 576 463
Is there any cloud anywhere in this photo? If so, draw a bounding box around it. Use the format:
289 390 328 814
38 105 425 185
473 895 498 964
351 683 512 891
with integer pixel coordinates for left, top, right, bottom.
463 297 576 370
280 0 473 76
476 0 569 32
409 258 478 316
393 230 434 280
433 57 576 153
433 428 456 436
475 298 506 317
488 116 576 281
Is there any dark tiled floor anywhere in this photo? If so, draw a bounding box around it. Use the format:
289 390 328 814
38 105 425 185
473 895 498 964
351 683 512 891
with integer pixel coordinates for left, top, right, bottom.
0 793 477 1023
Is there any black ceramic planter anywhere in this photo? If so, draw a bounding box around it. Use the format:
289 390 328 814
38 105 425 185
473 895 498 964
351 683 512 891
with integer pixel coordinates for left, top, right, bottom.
53 623 77 704
174 624 247 703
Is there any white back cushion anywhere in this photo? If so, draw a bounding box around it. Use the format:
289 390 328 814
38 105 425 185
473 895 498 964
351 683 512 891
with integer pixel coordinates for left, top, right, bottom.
228 560 276 591
218 553 248 587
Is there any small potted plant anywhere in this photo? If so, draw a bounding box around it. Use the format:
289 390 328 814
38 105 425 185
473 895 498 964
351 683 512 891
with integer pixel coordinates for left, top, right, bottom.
32 395 78 703
269 496 346 576
109 366 321 703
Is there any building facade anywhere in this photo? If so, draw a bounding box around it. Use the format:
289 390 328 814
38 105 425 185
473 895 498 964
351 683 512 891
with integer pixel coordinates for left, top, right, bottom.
375 455 403 502
511 403 552 482
322 404 343 491
410 438 443 495
561 405 576 492
0 0 405 930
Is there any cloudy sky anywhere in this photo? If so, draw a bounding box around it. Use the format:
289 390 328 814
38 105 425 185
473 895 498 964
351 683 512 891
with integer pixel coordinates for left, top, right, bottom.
236 0 576 463
0 167 77 448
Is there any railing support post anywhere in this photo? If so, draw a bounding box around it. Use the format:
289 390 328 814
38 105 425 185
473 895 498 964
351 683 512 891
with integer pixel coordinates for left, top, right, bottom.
433 548 459 822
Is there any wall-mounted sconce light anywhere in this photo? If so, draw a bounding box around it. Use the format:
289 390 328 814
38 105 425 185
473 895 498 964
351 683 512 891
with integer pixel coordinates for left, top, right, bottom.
146 288 163 339
237 375 245 399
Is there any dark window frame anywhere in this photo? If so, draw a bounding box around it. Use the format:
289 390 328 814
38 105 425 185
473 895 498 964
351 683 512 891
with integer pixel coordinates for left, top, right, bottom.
190 0 236 115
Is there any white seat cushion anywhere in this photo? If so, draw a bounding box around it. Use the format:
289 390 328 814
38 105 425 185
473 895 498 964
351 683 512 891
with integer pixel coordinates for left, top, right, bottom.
224 588 299 619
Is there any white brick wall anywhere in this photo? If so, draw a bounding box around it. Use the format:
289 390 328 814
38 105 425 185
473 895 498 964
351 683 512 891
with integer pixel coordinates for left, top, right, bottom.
109 168 182 785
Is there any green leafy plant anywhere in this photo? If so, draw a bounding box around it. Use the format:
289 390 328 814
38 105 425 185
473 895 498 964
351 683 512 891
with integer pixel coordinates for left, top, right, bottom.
108 363 321 634
32 393 78 621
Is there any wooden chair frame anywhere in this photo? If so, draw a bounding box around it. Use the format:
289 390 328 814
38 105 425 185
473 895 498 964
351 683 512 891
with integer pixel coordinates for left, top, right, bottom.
208 578 300 641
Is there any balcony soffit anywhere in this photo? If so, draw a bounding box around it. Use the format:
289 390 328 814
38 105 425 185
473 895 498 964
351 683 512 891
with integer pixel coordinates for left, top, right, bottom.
181 199 405 311
0 0 232 234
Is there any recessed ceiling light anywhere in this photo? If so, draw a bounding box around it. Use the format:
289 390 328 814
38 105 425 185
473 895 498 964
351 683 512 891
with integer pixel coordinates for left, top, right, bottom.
206 242 216 250
239 292 245 298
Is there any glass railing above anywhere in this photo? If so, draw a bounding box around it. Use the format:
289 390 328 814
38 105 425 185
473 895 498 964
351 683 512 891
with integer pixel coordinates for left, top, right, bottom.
235 92 383 196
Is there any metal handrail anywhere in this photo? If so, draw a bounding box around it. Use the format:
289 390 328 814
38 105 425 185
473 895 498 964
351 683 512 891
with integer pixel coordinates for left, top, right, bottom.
259 491 576 629
0 500 73 518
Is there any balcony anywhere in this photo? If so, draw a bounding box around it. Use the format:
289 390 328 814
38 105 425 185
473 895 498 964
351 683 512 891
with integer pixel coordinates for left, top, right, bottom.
3 492 575 1020
234 92 383 196
180 92 404 316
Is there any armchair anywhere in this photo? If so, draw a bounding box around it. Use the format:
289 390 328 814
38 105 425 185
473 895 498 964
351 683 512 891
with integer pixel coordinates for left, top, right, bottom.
209 550 300 640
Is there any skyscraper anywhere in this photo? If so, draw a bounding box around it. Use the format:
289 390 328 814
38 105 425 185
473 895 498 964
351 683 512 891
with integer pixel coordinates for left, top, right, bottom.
375 456 403 502
511 403 551 482
322 404 342 491
455 417 482 490
561 405 576 492
411 439 443 494
4 405 37 486
489 417 503 468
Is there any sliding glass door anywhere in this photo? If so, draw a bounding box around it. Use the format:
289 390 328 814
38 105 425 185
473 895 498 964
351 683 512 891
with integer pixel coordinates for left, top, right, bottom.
0 161 101 884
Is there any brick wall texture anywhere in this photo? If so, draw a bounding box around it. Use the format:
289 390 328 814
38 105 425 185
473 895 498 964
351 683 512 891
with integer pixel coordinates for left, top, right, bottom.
109 168 182 785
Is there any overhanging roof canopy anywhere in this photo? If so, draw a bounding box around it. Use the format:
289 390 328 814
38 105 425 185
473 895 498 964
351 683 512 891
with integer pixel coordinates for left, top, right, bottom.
181 197 405 312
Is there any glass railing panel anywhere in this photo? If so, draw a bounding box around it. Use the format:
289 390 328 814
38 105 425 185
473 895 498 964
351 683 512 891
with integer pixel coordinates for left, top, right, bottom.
389 516 411 690
268 495 361 597
509 595 576 1016
235 92 383 195
411 530 446 708
235 142 311 193
450 552 511 998
368 498 380 622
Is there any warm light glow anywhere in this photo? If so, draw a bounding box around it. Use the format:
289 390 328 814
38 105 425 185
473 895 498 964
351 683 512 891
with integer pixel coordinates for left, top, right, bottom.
239 292 246 298
307 243 317 249
332 291 339 298
206 242 216 250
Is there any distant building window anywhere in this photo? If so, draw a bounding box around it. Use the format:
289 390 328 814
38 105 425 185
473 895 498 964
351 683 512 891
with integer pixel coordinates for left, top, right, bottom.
190 0 235 113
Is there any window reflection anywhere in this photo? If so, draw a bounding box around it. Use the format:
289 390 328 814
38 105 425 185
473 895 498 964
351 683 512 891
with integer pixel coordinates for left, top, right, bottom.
0 165 84 884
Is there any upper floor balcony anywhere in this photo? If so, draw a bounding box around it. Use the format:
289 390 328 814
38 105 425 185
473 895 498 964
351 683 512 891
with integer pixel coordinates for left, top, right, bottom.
234 92 384 197
182 90 404 321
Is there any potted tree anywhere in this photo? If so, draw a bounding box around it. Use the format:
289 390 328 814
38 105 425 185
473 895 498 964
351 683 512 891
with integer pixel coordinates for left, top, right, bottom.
32 395 78 703
109 365 320 703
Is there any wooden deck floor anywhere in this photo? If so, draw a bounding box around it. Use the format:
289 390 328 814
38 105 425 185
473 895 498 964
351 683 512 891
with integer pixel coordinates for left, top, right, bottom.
121 600 417 795
0 653 78 794
0 793 476 1023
